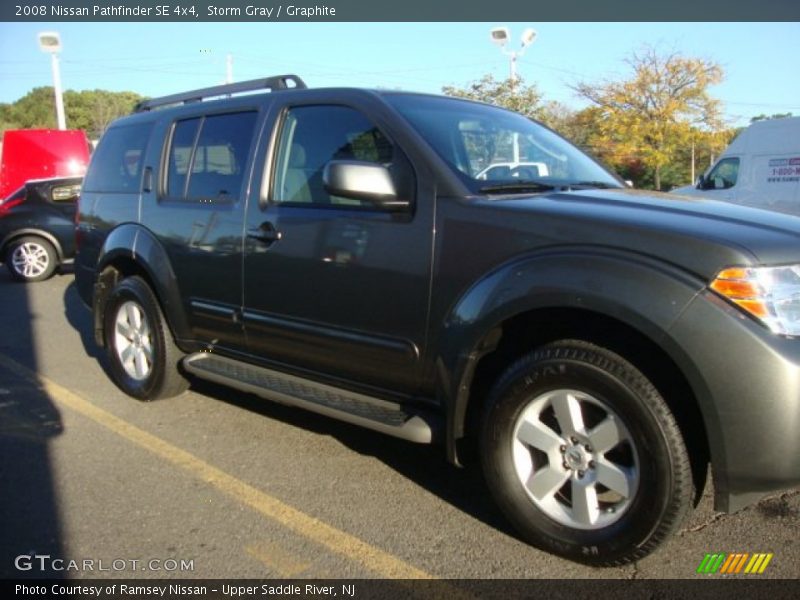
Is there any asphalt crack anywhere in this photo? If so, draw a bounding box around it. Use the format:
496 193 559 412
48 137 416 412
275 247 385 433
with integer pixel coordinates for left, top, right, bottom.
680 488 800 535
682 511 727 534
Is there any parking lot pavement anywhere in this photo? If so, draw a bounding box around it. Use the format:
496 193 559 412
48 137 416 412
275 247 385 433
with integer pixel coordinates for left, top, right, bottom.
0 270 798 581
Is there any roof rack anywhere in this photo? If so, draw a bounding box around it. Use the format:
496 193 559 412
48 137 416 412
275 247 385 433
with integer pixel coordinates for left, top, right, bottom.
134 74 306 112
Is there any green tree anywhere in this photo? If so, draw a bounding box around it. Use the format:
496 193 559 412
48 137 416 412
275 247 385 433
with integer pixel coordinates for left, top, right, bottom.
1 87 144 141
65 89 144 139
750 112 793 123
4 87 59 129
572 46 725 190
442 74 546 120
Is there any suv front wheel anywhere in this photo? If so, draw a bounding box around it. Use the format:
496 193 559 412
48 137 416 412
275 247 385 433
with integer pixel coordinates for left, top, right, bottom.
481 340 693 566
104 276 189 400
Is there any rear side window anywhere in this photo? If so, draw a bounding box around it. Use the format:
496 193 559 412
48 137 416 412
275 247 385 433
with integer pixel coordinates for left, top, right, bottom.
165 111 257 202
83 123 152 193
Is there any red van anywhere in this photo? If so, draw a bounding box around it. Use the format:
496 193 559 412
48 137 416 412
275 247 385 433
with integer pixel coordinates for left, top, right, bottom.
0 129 91 200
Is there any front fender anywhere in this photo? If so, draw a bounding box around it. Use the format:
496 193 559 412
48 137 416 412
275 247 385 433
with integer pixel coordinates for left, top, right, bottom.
94 223 189 346
438 247 707 463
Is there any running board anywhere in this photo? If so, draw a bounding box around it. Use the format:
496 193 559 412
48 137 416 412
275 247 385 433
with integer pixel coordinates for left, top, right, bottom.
183 353 439 444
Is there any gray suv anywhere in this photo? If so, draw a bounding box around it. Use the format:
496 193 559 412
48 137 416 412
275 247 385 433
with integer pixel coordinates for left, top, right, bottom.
75 75 800 565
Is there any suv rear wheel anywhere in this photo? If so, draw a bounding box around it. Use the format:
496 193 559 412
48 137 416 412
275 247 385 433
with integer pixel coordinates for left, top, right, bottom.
104 276 189 400
6 236 58 282
481 340 693 566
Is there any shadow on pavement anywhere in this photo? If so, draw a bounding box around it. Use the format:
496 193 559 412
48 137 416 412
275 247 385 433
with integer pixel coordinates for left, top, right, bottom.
0 270 65 579
59 273 520 547
188 377 516 541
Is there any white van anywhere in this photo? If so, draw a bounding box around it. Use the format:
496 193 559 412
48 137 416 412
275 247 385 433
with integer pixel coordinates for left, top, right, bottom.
672 116 800 215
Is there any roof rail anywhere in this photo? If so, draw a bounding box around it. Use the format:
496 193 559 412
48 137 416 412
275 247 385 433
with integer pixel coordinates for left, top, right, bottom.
134 74 306 112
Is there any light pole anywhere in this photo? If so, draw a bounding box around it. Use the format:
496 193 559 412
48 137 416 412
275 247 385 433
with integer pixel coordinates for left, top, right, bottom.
490 26 537 88
490 27 537 163
37 31 66 130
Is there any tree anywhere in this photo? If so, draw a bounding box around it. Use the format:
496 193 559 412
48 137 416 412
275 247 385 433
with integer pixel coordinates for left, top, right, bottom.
442 74 546 120
751 112 793 123
1 87 144 141
572 46 725 190
64 89 144 139
3 87 59 130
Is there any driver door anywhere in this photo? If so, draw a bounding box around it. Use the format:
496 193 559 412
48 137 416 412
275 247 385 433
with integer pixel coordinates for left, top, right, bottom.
241 102 433 394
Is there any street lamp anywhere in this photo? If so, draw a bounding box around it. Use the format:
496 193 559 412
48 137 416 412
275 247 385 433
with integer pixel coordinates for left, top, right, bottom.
490 27 537 163
489 26 537 86
37 31 66 130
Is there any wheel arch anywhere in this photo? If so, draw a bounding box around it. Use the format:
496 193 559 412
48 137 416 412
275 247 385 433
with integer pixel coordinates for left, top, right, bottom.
437 249 712 503
92 223 190 349
1 228 65 263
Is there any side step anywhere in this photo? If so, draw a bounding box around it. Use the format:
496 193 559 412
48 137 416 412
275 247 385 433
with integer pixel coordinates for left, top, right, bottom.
182 352 439 444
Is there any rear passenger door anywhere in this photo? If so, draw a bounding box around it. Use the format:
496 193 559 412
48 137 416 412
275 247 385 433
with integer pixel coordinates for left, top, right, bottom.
241 100 433 394
142 109 259 351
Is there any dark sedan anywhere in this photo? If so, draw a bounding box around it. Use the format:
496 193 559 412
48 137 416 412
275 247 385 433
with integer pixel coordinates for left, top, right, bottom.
0 176 82 282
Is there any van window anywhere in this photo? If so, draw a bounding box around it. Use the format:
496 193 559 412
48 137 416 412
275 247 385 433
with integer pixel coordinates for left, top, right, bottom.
702 157 740 190
165 111 257 202
83 124 152 193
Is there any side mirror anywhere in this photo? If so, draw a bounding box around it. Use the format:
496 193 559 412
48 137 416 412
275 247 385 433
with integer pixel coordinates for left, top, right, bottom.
695 174 705 189
323 161 409 211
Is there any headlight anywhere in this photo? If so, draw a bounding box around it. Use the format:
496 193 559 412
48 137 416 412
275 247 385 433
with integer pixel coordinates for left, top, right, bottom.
711 266 800 336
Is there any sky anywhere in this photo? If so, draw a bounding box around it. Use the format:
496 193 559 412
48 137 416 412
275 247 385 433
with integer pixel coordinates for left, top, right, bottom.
1 22 799 127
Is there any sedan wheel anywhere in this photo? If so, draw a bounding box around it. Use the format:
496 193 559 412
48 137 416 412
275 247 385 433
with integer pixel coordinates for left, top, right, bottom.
6 237 58 282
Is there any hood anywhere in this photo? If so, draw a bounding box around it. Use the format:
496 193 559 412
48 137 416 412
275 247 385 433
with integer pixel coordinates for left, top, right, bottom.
477 187 800 279
669 184 701 197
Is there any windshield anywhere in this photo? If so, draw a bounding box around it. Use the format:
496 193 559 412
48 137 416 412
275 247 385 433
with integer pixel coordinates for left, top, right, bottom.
385 94 622 194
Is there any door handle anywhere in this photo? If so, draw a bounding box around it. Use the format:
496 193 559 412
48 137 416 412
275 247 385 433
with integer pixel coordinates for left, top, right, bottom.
247 222 282 244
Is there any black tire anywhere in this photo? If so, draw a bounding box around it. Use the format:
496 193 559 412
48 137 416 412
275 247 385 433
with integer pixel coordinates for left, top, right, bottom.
5 236 58 282
103 276 189 400
481 340 693 566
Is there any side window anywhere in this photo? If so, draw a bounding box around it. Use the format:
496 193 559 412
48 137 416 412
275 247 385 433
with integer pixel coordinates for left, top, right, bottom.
83 123 152 193
271 105 409 208
165 111 257 201
167 118 200 198
703 157 740 190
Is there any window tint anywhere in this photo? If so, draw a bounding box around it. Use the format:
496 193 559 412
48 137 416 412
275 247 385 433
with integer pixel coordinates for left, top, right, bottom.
272 105 408 208
83 123 152 193
703 157 740 190
186 112 257 201
164 111 257 202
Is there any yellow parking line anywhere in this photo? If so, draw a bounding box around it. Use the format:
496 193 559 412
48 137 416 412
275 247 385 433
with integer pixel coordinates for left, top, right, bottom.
0 354 435 580
245 542 312 577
